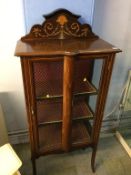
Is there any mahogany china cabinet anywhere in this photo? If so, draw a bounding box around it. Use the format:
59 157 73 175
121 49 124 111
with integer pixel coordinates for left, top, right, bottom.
15 9 121 175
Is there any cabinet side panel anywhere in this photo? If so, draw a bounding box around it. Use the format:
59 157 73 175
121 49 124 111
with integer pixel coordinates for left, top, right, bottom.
92 53 116 144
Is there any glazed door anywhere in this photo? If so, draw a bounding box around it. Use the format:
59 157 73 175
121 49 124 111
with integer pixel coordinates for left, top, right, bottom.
62 56 96 151
30 57 64 155
71 57 96 149
30 56 95 153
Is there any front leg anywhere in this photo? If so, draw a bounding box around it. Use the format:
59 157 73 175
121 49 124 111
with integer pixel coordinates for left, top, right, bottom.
91 145 97 173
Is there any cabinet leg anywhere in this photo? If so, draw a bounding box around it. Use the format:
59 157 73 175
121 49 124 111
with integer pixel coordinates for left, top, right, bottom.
31 158 37 175
91 146 97 173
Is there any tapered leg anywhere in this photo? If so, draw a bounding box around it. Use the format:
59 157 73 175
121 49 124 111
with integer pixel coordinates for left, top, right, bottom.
31 158 37 175
91 146 97 173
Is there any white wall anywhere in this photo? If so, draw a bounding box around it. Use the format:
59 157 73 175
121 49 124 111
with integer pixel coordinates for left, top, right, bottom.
0 1 27 133
24 0 95 32
93 0 131 117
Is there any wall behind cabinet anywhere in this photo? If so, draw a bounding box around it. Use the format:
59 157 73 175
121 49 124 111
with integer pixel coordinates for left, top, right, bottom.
0 0 26 134
23 0 95 32
93 0 131 129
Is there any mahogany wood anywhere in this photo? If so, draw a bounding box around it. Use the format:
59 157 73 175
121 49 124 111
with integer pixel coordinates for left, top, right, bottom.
15 38 120 57
15 9 121 175
21 9 98 41
91 54 116 172
62 55 74 151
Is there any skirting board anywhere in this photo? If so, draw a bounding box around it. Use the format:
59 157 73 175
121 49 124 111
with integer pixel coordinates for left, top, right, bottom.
8 130 29 144
8 115 127 145
0 104 9 146
8 124 116 145
115 131 131 158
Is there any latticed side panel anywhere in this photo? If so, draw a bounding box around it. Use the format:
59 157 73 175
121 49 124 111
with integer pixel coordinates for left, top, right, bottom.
32 61 63 98
37 99 62 124
38 121 91 153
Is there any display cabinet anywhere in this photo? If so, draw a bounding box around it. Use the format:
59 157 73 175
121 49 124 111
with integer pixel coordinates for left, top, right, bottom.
15 9 121 175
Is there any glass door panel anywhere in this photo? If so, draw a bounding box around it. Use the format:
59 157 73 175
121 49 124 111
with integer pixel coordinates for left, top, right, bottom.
32 60 63 153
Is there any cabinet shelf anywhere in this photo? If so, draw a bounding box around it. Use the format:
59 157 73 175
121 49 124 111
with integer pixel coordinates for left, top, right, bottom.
36 79 97 100
37 99 94 125
38 121 91 154
74 79 97 96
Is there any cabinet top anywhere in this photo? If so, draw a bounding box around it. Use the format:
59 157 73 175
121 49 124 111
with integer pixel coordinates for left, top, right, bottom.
15 9 121 57
15 38 121 57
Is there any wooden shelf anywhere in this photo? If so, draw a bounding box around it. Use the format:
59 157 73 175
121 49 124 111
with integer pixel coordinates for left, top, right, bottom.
74 79 97 96
36 79 97 100
37 99 94 125
73 100 94 120
38 121 91 154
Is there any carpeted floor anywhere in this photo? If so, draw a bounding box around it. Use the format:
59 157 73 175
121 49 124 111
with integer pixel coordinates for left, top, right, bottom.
14 134 131 175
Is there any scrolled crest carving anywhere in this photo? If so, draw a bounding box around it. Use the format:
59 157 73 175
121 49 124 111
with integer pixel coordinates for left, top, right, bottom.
21 9 98 41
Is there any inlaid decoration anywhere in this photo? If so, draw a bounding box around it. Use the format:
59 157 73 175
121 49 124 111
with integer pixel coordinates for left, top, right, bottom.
21 9 98 41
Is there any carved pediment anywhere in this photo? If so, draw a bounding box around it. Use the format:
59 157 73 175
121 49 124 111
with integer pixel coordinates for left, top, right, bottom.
21 9 98 41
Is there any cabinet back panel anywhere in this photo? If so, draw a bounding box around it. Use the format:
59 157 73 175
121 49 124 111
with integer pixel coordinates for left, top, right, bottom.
32 61 63 97
74 59 94 82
